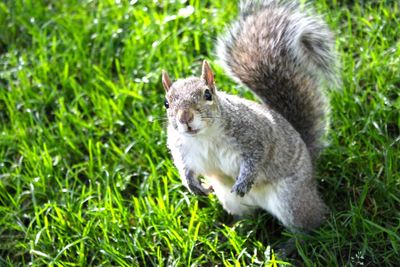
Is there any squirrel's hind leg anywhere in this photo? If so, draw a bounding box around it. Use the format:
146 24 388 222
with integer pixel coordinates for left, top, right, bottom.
260 176 329 232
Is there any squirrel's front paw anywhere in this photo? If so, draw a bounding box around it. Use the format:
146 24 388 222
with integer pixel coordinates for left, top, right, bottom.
188 183 212 196
231 181 252 197
186 170 212 196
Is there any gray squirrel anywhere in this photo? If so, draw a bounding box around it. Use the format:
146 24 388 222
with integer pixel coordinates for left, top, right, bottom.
161 0 337 232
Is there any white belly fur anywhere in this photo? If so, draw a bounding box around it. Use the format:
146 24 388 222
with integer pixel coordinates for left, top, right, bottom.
208 174 280 216
178 128 277 216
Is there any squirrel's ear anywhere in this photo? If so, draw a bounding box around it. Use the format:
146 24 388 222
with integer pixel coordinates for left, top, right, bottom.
201 60 215 91
162 70 172 92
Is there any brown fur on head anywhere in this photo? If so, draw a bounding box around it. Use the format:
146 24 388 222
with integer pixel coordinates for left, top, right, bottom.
162 61 220 135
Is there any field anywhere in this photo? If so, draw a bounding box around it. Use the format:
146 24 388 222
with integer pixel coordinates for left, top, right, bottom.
0 0 399 266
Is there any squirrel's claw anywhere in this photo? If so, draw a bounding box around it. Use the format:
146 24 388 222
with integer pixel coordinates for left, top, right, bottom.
231 181 251 197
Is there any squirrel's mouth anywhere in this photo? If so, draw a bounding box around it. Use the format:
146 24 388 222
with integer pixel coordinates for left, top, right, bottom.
186 126 199 135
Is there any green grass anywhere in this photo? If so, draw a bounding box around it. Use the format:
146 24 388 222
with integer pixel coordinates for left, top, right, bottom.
0 0 399 266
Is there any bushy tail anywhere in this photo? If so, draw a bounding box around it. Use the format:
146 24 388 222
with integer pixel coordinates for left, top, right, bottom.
217 0 338 159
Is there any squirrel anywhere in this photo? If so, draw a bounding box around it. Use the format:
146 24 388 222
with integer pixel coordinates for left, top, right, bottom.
161 0 337 233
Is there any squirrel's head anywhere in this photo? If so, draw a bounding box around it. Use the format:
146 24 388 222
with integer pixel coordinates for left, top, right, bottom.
162 60 220 136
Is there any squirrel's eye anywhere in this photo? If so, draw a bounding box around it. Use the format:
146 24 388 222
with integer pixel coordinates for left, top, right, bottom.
164 99 169 109
204 89 212 101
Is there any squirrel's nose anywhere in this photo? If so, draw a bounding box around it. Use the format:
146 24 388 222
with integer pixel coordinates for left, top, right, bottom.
177 109 194 124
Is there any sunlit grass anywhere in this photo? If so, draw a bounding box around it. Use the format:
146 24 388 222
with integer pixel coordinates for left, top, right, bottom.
0 0 399 265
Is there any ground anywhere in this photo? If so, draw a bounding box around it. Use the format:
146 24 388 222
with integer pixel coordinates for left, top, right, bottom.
0 0 399 266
